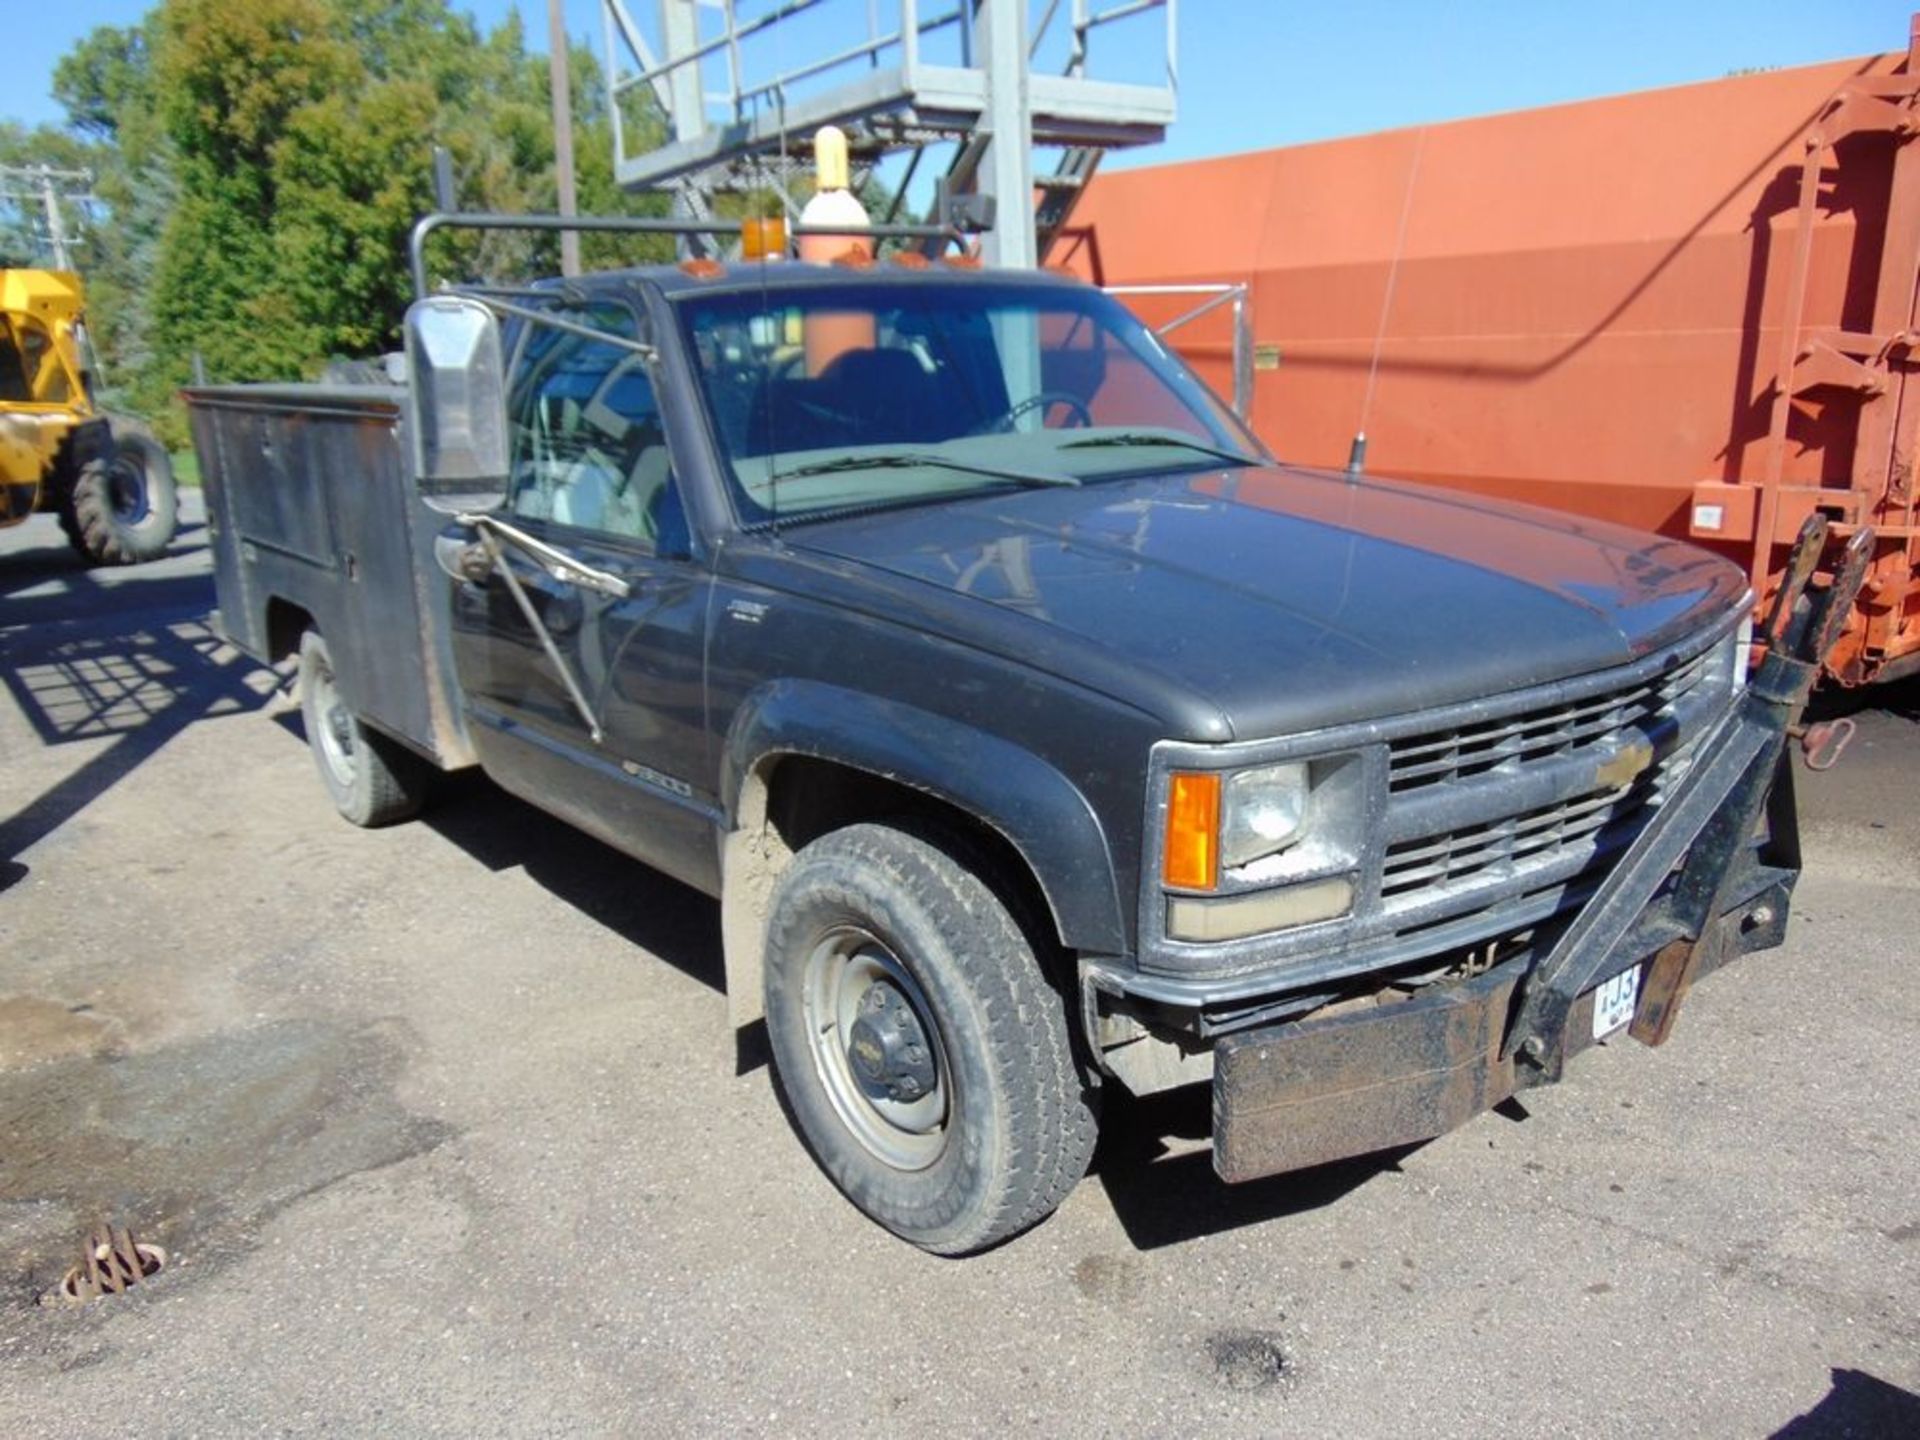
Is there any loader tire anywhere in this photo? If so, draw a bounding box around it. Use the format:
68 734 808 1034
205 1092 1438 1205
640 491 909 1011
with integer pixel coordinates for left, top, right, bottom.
66 420 177 566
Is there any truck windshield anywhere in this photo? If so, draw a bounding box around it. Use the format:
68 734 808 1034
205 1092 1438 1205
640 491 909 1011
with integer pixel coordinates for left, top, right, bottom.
674 280 1265 525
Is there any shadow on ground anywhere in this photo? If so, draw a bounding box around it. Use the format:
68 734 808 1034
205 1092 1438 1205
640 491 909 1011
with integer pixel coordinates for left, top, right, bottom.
369 745 729 995
0 554 274 889
1772 1367 1920 1438
0 525 209 627
1092 1083 1417 1250
1805 671 1920 724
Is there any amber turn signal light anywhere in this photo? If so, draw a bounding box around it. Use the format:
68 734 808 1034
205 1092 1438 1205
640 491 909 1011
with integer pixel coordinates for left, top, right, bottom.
1163 772 1221 891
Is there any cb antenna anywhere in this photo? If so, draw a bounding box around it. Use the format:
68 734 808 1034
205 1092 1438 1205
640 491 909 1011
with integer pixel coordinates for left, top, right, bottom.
1348 127 1425 478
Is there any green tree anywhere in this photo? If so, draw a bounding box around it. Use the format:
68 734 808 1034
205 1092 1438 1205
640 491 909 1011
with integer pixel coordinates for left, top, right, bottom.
52 25 156 143
38 0 678 440
49 19 177 419
148 0 359 386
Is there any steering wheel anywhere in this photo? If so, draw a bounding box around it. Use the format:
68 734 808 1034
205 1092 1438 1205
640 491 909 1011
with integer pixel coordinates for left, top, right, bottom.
973 390 1093 435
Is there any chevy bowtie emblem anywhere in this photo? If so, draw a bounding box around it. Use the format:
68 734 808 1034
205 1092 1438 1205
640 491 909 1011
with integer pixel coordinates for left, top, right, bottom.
1594 741 1654 791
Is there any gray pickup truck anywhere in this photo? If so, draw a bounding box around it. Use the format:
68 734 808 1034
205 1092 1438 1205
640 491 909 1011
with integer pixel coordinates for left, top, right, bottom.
187 213 1864 1255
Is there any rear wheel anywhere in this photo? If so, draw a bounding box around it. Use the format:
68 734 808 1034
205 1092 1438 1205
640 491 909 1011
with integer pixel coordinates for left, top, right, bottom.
762 821 1097 1255
65 420 178 566
297 629 430 827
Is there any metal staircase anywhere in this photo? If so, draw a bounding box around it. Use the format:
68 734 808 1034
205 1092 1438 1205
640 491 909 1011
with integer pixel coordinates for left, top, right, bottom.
1034 144 1104 259
596 0 1177 266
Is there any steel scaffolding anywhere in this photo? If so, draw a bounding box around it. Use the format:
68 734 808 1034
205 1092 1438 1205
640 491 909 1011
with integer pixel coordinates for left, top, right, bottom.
598 0 1176 265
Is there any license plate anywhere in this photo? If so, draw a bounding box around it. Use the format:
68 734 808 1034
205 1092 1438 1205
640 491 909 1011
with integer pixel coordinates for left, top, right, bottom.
1592 966 1640 1039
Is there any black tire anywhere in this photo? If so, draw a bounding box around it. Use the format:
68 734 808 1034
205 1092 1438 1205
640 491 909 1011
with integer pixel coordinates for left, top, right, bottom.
65 420 178 566
297 629 430 827
763 821 1097 1255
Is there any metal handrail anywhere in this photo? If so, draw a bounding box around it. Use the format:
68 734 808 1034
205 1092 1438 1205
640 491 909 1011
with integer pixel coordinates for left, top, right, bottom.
613 0 825 100
604 0 1170 144
732 8 969 112
407 211 976 299
1104 282 1253 418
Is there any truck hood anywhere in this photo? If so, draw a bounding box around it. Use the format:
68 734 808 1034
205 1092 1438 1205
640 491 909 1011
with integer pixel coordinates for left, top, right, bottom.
784 463 1749 740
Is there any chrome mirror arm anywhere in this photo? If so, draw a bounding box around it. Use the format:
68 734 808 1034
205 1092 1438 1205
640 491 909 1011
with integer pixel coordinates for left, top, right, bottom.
461 516 626 745
461 513 631 599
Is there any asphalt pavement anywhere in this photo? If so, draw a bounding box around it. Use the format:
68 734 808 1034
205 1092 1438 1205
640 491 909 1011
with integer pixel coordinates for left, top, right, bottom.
2 499 1916 1438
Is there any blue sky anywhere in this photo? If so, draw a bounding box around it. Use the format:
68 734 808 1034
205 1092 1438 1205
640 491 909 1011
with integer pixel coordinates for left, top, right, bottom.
12 1 1914 167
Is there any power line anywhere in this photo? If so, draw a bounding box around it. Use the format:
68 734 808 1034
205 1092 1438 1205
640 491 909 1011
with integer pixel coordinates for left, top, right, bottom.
0 164 98 271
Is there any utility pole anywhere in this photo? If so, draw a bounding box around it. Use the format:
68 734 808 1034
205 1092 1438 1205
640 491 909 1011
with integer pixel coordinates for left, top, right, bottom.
40 171 73 272
0 164 95 271
547 0 581 277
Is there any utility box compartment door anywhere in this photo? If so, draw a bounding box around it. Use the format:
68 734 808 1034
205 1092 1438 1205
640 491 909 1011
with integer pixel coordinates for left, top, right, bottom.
185 384 454 764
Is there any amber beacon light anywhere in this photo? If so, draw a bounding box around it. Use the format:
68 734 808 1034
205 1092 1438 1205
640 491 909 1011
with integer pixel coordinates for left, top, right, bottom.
741 215 788 261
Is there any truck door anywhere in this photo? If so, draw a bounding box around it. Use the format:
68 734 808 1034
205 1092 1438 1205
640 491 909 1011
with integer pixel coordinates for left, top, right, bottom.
447 299 718 894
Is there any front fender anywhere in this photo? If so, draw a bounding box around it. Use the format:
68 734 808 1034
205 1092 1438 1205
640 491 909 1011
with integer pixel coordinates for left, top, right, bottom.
723 679 1127 956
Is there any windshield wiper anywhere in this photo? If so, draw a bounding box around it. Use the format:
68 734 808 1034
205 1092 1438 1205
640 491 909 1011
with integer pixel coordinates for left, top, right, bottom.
774 452 1080 489
1059 432 1262 467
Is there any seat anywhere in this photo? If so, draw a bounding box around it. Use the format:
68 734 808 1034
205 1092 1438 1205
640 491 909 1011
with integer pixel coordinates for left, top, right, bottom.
818 347 955 444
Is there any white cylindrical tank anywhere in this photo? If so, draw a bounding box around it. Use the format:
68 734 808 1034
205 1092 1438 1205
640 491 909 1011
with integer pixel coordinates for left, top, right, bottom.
797 125 875 374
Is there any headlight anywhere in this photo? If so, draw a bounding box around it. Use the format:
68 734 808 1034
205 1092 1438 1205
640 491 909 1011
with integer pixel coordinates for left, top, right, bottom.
1162 760 1313 890
1221 762 1308 869
1157 754 1361 942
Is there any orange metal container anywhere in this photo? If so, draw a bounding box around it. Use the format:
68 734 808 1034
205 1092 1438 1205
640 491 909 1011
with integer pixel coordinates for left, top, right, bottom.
1058 27 1920 684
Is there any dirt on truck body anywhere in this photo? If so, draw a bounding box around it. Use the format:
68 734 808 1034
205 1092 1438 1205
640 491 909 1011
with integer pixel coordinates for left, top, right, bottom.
184 211 1866 1254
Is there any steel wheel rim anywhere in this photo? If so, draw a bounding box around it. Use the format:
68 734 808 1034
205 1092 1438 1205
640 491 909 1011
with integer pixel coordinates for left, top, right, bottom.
308 656 358 786
107 455 150 526
801 926 950 1172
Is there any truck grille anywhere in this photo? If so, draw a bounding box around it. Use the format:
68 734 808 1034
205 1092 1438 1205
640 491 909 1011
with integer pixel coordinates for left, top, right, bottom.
1386 648 1713 794
1380 752 1693 898
1379 650 1718 904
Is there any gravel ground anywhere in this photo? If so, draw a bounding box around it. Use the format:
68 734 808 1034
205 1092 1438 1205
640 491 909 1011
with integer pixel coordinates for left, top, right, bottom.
2 498 1916 1438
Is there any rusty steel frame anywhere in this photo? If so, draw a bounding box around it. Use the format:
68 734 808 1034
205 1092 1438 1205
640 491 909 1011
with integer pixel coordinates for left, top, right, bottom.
1502 516 1871 1078
1756 17 1920 682
60 1223 165 1303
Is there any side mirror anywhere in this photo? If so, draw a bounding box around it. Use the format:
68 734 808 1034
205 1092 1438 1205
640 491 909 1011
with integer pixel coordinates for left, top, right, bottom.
404 295 509 514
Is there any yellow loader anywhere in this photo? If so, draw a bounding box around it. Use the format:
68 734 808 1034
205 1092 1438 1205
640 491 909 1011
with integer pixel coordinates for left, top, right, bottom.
0 267 176 564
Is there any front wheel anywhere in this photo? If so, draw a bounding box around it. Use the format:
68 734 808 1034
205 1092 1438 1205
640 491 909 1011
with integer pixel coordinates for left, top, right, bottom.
65 421 178 566
297 629 430 827
763 821 1097 1255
